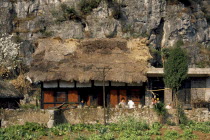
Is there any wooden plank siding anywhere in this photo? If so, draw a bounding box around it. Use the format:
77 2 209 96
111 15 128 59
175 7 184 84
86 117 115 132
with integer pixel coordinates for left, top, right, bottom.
43 91 54 102
42 87 145 109
110 90 118 107
68 90 79 102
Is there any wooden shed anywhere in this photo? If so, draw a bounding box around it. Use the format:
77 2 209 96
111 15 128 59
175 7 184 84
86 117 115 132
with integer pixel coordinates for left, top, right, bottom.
29 38 151 109
0 80 24 109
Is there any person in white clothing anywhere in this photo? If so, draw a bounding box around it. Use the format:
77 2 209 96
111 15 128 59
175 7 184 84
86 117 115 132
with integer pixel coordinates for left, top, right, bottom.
165 103 172 109
128 99 135 109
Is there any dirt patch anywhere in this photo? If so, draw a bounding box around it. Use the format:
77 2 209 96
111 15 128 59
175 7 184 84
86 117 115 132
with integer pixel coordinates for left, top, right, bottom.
193 131 210 140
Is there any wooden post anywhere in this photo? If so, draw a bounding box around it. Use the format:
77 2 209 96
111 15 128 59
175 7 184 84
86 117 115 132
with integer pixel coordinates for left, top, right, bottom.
102 67 106 125
96 67 111 125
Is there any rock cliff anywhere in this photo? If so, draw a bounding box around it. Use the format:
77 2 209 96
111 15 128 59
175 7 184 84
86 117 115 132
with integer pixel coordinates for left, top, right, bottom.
0 0 210 69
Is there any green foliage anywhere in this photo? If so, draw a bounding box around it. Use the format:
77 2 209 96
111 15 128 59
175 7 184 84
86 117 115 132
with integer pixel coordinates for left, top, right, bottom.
177 105 189 125
151 122 163 131
174 40 184 48
51 4 81 24
153 102 167 116
161 48 170 59
164 130 180 140
180 121 210 133
181 129 197 139
60 4 79 20
117 117 149 131
164 43 188 91
0 122 47 140
1 120 209 139
79 0 102 15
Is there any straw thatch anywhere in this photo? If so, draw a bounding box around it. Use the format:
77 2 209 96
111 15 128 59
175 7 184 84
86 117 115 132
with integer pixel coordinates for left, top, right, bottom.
29 38 152 83
0 80 23 98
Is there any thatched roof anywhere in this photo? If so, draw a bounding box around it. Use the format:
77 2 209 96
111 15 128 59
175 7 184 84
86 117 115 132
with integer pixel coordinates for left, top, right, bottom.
0 80 24 99
29 38 151 83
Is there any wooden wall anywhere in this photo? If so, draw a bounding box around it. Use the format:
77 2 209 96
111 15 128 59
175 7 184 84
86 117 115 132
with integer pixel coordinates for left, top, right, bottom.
42 87 145 109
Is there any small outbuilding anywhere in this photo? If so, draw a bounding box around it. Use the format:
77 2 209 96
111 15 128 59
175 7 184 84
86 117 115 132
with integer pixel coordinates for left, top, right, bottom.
0 80 24 109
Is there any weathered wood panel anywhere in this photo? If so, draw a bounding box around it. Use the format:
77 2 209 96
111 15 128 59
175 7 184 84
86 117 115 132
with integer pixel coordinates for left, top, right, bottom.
86 95 91 106
68 90 79 102
44 91 54 102
110 90 118 107
119 90 127 102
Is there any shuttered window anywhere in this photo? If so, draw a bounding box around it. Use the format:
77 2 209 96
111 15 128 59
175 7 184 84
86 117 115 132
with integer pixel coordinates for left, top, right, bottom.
56 92 67 102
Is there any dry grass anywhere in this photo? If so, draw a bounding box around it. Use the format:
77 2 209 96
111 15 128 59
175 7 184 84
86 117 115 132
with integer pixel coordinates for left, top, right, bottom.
29 38 151 83
11 74 31 94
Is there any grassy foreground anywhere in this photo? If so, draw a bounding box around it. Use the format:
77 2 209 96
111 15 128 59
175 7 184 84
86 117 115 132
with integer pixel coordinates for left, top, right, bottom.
0 118 209 140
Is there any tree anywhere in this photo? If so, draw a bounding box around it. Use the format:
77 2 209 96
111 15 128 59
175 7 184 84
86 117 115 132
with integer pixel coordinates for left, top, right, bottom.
163 44 188 106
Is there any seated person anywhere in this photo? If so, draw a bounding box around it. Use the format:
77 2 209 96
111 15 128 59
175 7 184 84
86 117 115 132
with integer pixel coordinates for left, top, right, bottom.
119 98 126 108
79 100 85 107
128 99 135 109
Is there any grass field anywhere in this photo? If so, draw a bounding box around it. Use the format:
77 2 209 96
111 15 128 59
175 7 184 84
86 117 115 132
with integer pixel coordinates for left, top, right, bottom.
0 118 209 140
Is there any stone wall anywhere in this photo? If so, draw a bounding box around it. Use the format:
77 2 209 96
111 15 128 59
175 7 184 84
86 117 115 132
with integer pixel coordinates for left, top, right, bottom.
63 108 159 125
206 77 210 102
0 109 49 127
1 108 209 128
191 77 207 103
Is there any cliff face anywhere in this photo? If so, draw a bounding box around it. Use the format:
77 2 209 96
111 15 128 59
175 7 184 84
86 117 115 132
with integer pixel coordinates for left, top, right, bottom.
0 0 210 68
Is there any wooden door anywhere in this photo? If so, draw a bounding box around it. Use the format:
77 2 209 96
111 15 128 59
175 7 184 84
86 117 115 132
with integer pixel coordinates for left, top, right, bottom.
110 90 118 107
43 91 54 109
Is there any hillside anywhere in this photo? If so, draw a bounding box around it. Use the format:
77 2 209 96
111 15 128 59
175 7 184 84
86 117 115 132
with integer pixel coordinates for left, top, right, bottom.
0 0 210 99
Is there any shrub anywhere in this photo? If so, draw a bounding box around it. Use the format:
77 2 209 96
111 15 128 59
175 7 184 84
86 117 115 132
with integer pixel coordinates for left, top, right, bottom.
164 43 188 97
60 4 79 20
153 102 167 116
51 4 81 23
79 0 102 15
177 105 189 125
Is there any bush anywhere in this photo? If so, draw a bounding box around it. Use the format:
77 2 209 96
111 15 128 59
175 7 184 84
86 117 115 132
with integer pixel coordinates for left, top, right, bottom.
79 0 102 15
51 4 81 23
153 102 167 116
177 105 189 125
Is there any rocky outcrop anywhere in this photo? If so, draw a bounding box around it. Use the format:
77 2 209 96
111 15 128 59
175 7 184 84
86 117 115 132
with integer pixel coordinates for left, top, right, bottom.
0 0 209 68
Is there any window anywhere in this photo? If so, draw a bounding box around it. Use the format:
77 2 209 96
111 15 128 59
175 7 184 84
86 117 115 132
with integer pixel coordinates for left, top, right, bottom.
56 92 67 102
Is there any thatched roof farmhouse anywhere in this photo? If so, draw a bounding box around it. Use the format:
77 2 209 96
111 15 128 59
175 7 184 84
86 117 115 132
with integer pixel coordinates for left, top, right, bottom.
0 80 23 108
29 38 151 83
